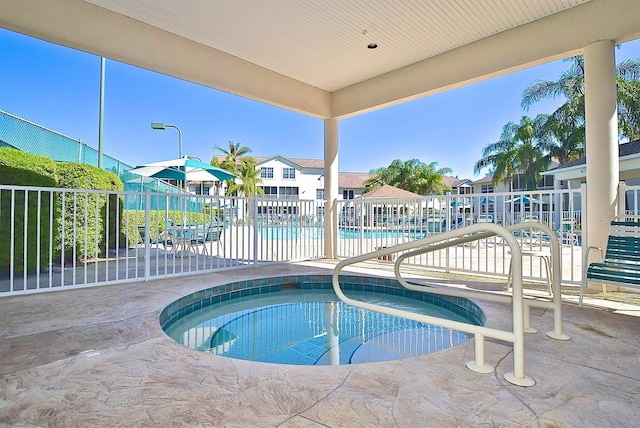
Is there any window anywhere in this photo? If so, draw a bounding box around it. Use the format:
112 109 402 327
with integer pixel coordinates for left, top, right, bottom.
260 167 274 179
260 186 278 198
343 190 354 200
279 186 299 198
481 184 494 193
282 167 296 179
195 186 210 195
316 189 325 200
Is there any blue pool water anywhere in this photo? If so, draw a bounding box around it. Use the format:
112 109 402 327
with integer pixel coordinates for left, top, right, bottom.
258 226 429 240
161 275 484 366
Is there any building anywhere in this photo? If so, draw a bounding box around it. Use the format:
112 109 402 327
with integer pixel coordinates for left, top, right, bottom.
542 139 640 189
200 155 372 201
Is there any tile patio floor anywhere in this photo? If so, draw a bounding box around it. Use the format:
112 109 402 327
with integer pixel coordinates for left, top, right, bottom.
1 261 639 427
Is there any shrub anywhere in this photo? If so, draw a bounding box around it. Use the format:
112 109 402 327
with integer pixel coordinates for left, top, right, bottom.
0 148 58 276
55 163 123 262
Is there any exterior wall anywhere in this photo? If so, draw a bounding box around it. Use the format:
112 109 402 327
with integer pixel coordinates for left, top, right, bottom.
189 156 369 200
257 157 324 200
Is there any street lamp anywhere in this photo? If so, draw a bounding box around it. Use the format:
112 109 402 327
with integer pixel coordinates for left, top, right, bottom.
151 122 182 158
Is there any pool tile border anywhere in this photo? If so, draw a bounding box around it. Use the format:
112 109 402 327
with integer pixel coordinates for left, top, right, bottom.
160 274 485 331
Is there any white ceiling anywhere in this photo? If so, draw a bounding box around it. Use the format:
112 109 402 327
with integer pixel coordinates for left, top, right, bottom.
84 0 589 92
2 0 640 118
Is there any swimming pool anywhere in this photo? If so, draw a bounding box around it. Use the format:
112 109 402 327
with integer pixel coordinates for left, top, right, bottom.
258 226 429 240
160 275 485 365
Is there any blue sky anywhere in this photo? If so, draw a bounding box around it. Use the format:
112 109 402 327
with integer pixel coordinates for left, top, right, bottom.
1 28 639 179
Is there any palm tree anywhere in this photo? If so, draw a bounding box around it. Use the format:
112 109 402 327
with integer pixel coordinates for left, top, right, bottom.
416 161 453 195
363 158 452 195
522 56 640 146
618 79 640 140
211 141 253 196
226 158 264 198
538 113 585 164
363 165 396 191
474 116 548 191
211 141 252 167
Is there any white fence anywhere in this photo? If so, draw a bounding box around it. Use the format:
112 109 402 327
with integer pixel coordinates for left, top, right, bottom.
335 187 586 285
4 182 639 297
0 186 325 296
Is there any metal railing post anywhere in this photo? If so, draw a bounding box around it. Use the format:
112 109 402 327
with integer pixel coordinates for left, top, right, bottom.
253 194 258 265
144 189 151 280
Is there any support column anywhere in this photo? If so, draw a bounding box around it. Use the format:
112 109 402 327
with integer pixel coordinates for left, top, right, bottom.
324 119 339 259
584 40 618 251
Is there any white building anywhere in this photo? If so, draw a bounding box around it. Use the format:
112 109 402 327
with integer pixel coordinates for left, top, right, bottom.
194 155 372 200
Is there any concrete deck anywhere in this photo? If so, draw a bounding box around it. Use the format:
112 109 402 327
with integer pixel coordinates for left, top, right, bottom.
1 261 639 427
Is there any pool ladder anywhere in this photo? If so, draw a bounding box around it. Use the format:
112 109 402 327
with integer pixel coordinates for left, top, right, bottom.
332 221 570 387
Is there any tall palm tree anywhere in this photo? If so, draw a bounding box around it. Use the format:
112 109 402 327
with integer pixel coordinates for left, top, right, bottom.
363 165 396 191
538 113 585 164
211 141 252 167
475 116 548 191
522 56 640 146
211 141 253 196
416 161 453 195
618 79 640 140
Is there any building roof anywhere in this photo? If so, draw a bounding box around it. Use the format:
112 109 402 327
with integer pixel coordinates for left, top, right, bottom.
256 155 325 169
211 154 371 187
338 172 371 189
212 154 324 169
356 184 422 199
473 176 494 185
546 139 640 172
442 176 472 188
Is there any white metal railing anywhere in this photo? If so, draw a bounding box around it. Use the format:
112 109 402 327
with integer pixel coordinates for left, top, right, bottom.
333 221 570 387
5 181 635 297
0 185 325 296
336 187 585 284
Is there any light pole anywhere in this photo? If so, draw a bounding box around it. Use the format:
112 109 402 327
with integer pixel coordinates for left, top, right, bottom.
151 122 182 158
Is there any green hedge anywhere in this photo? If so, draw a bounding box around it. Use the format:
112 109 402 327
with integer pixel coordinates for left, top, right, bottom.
55 162 123 263
0 148 123 276
0 148 58 276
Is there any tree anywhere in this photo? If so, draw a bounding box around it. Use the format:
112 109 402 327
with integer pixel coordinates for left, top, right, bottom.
522 56 640 149
364 158 452 195
417 161 453 195
474 116 548 191
226 158 264 198
211 141 252 168
211 141 253 195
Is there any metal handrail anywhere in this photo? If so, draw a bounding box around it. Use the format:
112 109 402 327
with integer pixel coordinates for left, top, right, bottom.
332 222 570 387
395 221 568 340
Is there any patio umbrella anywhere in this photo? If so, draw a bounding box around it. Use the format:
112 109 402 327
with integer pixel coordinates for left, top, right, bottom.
128 157 237 215
504 195 542 204
127 156 237 183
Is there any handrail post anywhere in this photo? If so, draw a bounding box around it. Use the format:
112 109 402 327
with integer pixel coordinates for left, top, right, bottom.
503 240 535 386
465 333 493 374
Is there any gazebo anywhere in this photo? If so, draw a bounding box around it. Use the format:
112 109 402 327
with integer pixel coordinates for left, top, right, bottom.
355 185 423 227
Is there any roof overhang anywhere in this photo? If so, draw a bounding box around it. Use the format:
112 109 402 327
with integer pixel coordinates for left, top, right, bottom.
1 0 640 120
543 152 640 181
